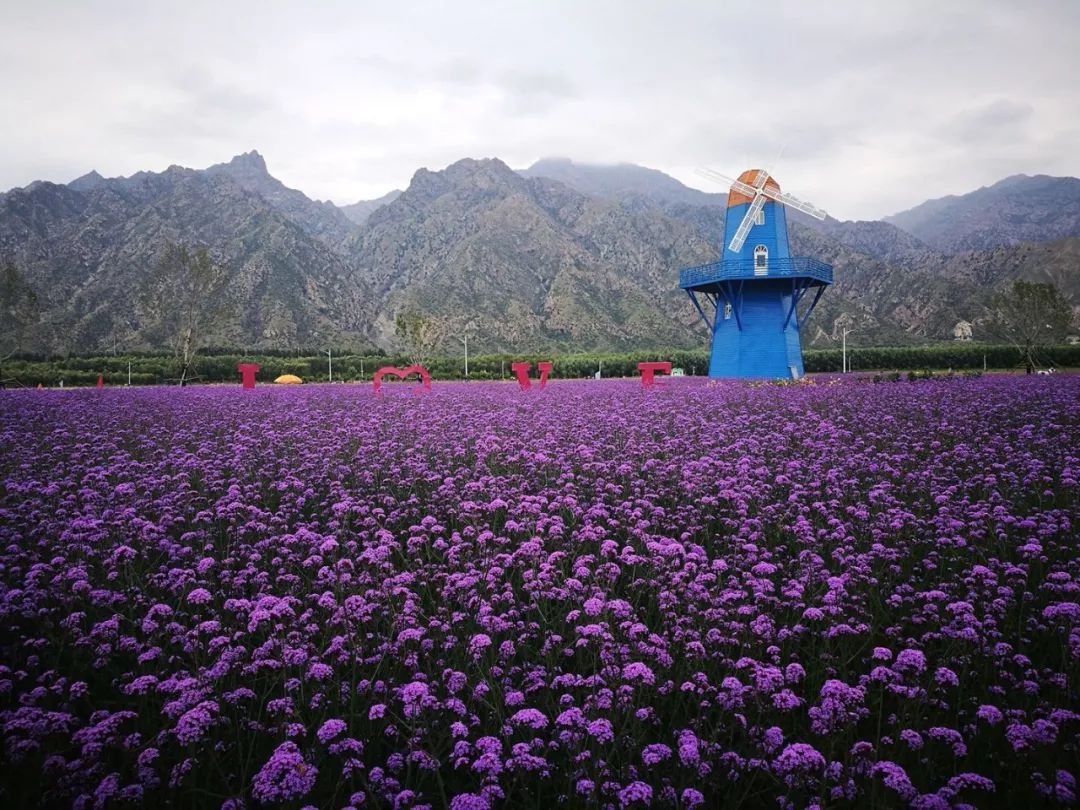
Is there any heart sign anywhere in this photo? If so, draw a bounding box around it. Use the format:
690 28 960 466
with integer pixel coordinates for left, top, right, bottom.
373 365 432 395
511 361 553 391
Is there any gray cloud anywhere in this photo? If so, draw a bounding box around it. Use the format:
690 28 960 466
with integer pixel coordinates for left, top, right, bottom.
0 0 1077 219
941 98 1034 143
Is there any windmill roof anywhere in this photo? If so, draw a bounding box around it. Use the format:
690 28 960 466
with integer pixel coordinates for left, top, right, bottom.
728 169 782 208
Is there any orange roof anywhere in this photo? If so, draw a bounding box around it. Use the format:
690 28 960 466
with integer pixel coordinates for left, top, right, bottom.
728 169 781 208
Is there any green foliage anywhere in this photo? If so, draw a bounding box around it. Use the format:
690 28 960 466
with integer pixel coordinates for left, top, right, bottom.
802 343 1080 373
0 259 40 362
988 281 1074 373
140 244 231 385
5 343 1080 387
393 309 441 365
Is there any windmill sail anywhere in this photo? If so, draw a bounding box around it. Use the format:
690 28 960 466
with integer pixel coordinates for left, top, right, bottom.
772 190 827 220
728 194 767 252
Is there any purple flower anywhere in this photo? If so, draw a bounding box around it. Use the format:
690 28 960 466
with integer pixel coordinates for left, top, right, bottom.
681 788 705 807
509 708 548 729
587 718 614 743
316 719 346 744
641 743 672 765
449 793 489 810
894 649 927 675
618 781 653 806
252 742 317 803
622 663 656 685
871 761 917 801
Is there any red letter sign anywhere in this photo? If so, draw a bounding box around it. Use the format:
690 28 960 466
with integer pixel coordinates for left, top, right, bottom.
511 362 553 391
373 365 432 395
637 362 672 388
237 363 260 389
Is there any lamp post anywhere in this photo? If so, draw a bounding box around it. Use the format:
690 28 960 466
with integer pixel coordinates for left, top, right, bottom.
841 327 854 374
325 349 332 383
458 321 476 380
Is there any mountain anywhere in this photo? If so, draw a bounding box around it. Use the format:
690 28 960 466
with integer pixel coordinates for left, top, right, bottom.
347 158 716 351
520 158 724 208
521 158 940 270
339 190 402 225
0 162 372 353
202 150 358 245
520 159 1080 342
1 152 1077 356
884 174 1080 252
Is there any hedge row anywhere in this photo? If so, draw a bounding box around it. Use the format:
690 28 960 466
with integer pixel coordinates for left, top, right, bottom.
2 344 1077 387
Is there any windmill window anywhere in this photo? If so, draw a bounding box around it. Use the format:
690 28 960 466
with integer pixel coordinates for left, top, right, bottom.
723 302 732 320
754 245 768 274
754 207 765 226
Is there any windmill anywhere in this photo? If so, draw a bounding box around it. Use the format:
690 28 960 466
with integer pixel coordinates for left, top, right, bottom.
679 167 833 379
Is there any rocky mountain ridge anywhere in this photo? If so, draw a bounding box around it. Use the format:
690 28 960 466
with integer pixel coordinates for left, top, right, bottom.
1 153 1077 355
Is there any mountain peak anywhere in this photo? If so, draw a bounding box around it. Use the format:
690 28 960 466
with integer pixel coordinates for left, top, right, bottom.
521 158 722 208
404 157 524 202
68 170 106 192
201 151 270 182
227 151 267 172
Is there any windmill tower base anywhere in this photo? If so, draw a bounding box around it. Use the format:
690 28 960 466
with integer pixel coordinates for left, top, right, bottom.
707 281 807 379
680 257 831 382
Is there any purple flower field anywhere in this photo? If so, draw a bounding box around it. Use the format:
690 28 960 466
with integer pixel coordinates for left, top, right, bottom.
1 376 1078 808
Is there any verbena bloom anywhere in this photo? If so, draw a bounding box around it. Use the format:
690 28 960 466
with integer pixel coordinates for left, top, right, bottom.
681 788 705 807
641 743 672 765
894 649 927 675
618 781 653 806
622 663 656 685
251 742 317 803
449 793 489 810
587 719 615 743
509 708 548 729
316 719 346 744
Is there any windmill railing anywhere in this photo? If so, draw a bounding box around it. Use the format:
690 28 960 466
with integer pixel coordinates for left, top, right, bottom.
679 257 833 289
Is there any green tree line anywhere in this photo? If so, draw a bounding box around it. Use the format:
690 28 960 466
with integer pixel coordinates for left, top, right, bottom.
2 343 1079 388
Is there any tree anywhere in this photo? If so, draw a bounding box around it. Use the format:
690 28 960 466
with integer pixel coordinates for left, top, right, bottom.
394 308 441 365
141 243 230 386
988 281 1073 373
0 260 40 387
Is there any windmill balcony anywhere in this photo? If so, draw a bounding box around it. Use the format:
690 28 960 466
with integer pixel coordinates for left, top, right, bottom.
679 257 833 290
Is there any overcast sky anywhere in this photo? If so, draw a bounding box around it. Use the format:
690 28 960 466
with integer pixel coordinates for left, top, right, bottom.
2 0 1077 220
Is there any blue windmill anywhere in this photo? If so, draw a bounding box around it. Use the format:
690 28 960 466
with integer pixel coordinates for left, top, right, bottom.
680 168 833 379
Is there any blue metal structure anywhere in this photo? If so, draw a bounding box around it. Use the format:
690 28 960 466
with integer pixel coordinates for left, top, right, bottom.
680 171 832 379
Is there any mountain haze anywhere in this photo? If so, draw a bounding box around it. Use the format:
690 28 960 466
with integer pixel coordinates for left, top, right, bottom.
884 174 1080 252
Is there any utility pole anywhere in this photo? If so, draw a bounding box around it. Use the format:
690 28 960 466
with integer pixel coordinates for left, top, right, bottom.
360 357 364 380
325 349 332 383
458 321 476 380
127 361 131 386
841 327 854 373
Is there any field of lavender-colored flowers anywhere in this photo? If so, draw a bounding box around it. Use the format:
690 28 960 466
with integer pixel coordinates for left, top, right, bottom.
1 376 1078 809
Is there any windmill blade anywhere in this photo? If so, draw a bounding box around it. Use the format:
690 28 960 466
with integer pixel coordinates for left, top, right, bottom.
751 169 770 190
766 189 827 220
695 168 759 199
727 194 767 252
